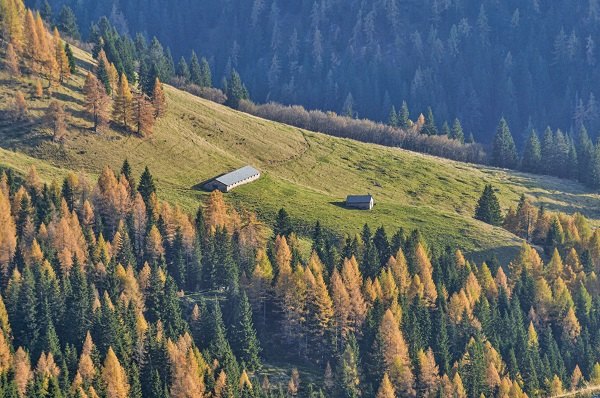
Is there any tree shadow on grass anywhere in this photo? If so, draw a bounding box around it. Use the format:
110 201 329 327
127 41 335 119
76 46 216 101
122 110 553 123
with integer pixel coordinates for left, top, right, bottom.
0 113 50 150
53 91 85 107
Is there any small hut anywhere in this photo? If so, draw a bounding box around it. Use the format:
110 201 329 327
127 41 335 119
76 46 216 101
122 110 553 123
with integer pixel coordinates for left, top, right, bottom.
345 194 374 210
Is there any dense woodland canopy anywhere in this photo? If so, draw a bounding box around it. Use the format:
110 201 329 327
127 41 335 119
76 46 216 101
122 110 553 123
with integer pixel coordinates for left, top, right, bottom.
0 159 598 398
24 0 600 145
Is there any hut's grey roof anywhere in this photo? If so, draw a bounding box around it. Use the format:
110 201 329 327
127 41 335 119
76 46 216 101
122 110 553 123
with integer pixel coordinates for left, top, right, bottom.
346 194 373 204
215 166 260 186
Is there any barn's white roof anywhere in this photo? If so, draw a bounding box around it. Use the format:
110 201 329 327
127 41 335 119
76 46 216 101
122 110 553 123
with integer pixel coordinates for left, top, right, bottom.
215 166 260 186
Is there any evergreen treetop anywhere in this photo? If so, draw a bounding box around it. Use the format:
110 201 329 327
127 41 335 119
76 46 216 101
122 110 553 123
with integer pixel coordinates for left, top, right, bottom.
474 184 503 226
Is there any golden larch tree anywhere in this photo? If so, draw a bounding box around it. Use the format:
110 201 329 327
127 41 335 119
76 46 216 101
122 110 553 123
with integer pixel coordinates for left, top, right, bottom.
145 225 164 263
274 235 293 302
0 0 26 50
390 249 410 295
34 12 57 86
132 90 156 136
101 347 130 398
417 348 440 397
204 190 228 230
546 248 564 283
526 321 538 349
214 370 227 398
495 266 510 296
590 363 600 386
166 333 206 398
239 369 252 390
464 272 482 307
77 332 96 384
0 188 17 273
13 347 32 398
0 331 12 374
439 375 453 398
0 294 11 337
304 267 334 337
12 90 28 120
477 262 498 298
45 100 67 142
341 256 367 329
83 72 111 132
549 375 564 396
112 73 133 130
330 268 351 341
5 42 20 77
510 243 543 282
379 309 415 397
23 9 40 71
561 307 581 340
376 373 396 398
153 77 167 117
378 268 399 308
452 372 467 398
35 352 60 381
414 243 437 306
53 28 70 82
248 248 273 315
570 365 583 390
486 362 501 390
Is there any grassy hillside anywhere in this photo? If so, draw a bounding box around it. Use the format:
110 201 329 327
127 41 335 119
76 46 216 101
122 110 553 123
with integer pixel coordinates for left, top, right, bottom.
1 46 599 262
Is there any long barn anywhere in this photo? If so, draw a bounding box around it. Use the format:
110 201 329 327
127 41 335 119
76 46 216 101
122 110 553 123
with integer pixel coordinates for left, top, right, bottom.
204 166 261 192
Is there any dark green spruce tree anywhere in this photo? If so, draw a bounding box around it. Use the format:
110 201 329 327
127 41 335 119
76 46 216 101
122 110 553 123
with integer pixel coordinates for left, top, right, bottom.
138 166 157 204
399 101 410 129
225 70 249 109
58 5 80 39
421 107 438 135
64 43 77 74
492 118 518 168
189 51 202 86
96 57 112 95
441 121 451 137
231 292 261 370
273 208 293 238
450 118 465 143
521 129 542 173
475 184 503 226
199 57 212 87
545 217 565 254
177 56 191 82
540 127 555 175
388 106 398 127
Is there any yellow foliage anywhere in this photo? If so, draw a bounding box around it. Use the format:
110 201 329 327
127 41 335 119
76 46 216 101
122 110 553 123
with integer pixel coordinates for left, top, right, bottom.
166 333 206 398
102 347 130 398
0 188 17 271
0 332 12 374
13 347 32 398
376 373 396 398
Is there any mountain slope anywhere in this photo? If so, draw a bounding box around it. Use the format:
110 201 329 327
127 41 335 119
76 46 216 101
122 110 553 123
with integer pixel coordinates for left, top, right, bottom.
1 45 599 261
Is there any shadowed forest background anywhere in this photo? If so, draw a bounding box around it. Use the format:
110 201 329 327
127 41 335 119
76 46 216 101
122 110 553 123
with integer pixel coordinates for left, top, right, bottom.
28 0 600 144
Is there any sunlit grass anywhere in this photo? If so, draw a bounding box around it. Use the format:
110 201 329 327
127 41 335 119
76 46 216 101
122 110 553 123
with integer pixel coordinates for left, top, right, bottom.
2 47 600 264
